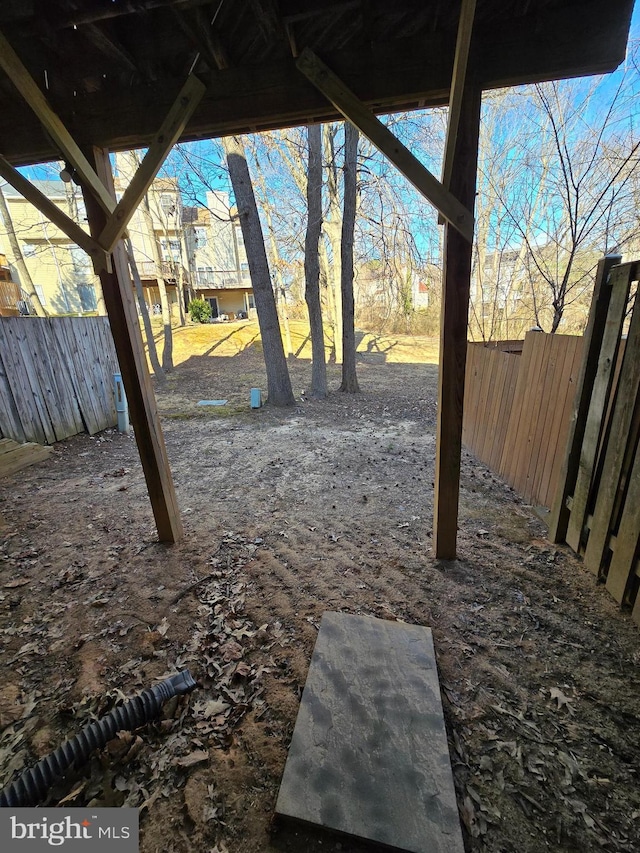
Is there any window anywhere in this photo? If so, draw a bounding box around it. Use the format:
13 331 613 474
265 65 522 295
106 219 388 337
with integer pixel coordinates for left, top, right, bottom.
247 293 255 310
77 283 97 312
34 284 46 305
160 238 181 263
160 193 176 217
23 244 37 258
194 227 208 248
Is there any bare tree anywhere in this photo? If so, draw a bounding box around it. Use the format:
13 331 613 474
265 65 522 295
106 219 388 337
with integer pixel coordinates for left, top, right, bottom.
140 191 174 371
339 122 360 393
125 237 165 383
473 77 640 336
304 124 327 398
223 135 295 406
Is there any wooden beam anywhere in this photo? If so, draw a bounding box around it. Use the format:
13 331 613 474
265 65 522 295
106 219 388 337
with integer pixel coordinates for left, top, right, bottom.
0 155 109 272
3 0 633 169
296 48 474 241
0 28 115 215
82 23 140 74
433 81 482 559
441 0 476 192
98 74 206 252
82 147 183 544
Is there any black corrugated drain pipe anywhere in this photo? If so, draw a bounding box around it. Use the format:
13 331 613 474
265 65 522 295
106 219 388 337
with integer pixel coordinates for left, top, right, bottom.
0 670 197 808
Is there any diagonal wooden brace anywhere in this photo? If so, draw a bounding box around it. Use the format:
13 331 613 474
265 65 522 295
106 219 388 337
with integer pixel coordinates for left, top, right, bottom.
98 74 207 253
0 29 115 216
0 154 110 273
296 48 474 242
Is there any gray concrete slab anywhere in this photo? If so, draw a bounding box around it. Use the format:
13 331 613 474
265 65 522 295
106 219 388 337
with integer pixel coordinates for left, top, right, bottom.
275 612 464 853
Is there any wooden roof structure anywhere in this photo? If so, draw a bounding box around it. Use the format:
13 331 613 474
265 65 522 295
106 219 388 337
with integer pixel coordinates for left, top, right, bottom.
0 0 634 556
0 0 634 166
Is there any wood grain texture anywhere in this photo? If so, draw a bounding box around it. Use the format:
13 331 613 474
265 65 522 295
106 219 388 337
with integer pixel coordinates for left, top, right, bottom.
0 439 51 477
547 256 621 542
433 81 481 559
83 147 183 544
276 612 464 853
565 263 633 553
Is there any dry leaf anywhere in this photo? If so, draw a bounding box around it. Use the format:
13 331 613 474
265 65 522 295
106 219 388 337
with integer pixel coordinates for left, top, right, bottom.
549 687 574 713
174 750 209 768
3 579 29 588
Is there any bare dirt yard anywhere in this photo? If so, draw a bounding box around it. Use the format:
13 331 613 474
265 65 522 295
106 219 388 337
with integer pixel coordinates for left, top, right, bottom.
1 320 639 853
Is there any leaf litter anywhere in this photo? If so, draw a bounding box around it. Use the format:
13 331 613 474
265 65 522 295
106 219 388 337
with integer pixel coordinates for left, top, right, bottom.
1 352 639 853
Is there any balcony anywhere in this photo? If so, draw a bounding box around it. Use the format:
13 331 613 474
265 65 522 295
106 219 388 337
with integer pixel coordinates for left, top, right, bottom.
0 279 23 316
194 269 252 289
137 260 187 282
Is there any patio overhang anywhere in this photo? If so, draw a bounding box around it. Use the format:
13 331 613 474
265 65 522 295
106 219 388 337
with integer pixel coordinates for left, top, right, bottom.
0 0 634 552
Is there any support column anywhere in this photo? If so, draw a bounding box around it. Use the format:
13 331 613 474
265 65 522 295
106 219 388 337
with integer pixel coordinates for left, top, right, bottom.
433 83 482 560
82 147 183 544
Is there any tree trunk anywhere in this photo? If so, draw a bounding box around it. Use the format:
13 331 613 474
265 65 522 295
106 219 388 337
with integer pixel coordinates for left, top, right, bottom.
250 154 294 359
305 124 327 398
340 123 360 393
323 124 343 363
0 186 47 316
125 237 166 384
223 135 295 406
64 181 106 315
140 194 173 372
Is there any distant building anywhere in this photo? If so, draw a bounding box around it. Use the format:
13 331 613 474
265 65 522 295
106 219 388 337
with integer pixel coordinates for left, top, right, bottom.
0 179 101 315
185 191 255 320
0 157 254 322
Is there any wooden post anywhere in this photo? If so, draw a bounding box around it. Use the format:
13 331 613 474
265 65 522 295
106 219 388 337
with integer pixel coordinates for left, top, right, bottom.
433 82 482 560
81 147 183 544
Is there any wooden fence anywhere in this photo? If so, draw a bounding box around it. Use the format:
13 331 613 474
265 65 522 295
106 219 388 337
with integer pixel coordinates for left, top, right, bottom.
0 316 119 444
549 258 640 624
464 257 640 623
463 331 584 508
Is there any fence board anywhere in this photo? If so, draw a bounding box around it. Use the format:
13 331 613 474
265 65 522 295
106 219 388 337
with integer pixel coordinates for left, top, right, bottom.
463 344 522 473
464 333 582 510
606 438 640 605
566 265 633 553
0 330 26 443
539 337 583 509
0 320 47 444
0 317 118 444
584 290 640 576
548 256 621 543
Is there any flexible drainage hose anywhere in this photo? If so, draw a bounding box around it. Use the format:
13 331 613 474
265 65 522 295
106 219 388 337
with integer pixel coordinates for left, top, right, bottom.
0 670 197 808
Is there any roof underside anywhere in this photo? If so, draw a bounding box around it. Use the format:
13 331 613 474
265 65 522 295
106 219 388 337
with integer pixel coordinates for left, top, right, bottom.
0 0 634 167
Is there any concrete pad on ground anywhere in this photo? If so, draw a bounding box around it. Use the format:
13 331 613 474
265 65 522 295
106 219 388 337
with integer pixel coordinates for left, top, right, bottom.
275 611 464 853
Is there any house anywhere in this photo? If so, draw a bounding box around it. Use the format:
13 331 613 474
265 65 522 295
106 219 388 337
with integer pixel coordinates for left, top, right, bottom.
114 153 188 322
0 164 254 322
185 191 255 320
0 179 102 315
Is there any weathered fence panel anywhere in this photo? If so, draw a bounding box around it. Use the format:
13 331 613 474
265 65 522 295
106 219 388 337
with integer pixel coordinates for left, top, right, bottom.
549 260 640 622
463 332 583 508
0 317 119 444
465 258 640 623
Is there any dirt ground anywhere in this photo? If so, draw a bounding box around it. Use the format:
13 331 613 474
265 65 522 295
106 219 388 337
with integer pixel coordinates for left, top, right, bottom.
0 321 639 853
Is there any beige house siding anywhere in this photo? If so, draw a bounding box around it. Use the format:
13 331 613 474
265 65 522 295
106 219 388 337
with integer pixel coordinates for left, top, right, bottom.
0 181 103 315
